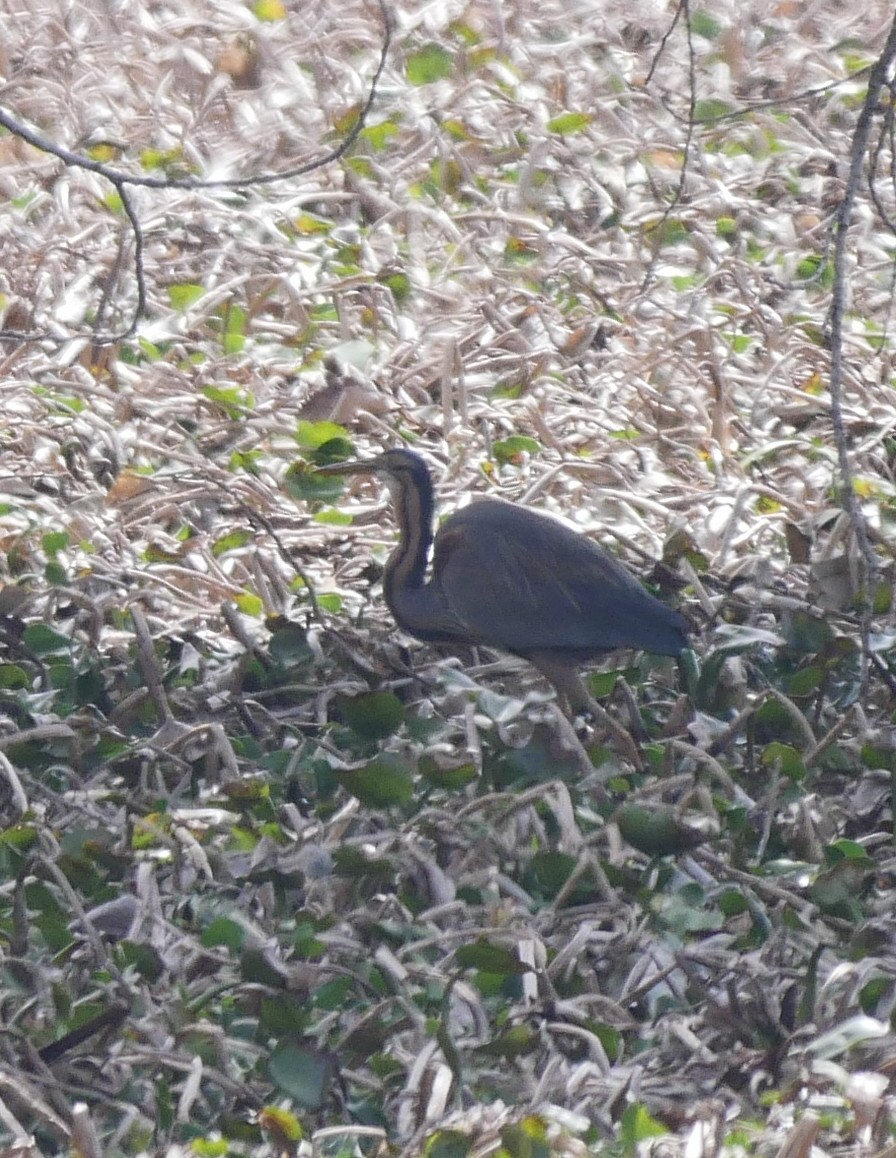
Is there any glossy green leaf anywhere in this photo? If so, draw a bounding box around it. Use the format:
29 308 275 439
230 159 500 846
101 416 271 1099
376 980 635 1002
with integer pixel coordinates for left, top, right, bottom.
233 590 263 616
455 940 531 975
201 384 254 418
313 508 353 526
616 805 705 857
283 462 345 504
22 624 71 656
268 1043 335 1108
692 10 723 38
620 1103 668 1150
0 665 28 689
546 111 592 135
694 99 735 122
759 742 805 780
406 43 453 85
419 756 478 790
41 531 69 556
333 754 414 807
424 1129 472 1158
294 421 349 451
335 691 405 740
477 1024 537 1058
492 436 540 465
167 282 205 310
268 624 313 667
212 529 252 556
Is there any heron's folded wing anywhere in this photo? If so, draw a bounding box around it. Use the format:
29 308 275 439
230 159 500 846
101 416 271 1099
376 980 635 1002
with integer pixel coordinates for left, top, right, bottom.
434 504 686 655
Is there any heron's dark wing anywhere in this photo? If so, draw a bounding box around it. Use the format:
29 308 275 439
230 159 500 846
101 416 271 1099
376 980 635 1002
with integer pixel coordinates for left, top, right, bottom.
433 501 687 657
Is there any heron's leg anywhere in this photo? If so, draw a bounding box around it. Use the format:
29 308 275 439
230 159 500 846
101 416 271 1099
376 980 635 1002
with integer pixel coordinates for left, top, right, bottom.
530 657 644 771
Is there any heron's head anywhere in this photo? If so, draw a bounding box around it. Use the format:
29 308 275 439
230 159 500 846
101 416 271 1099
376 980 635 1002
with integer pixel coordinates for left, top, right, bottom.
316 448 433 503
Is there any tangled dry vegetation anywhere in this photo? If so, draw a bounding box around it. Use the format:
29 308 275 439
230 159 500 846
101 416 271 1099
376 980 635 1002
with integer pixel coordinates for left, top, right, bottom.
1 0 896 1155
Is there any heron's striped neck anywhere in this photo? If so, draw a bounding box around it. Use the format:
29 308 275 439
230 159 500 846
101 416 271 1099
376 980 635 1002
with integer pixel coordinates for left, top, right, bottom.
382 466 434 609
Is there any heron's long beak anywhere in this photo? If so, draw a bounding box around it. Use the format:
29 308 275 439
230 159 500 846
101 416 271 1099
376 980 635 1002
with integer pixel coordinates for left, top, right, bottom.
314 458 382 477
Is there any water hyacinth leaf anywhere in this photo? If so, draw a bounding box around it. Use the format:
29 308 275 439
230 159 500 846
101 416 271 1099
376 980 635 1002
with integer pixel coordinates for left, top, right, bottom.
616 805 705 857
419 756 478 790
546 111 592 135
253 0 286 19
294 420 350 453
233 590 263 616
335 691 405 740
284 462 345 504
406 43 453 85
332 754 415 807
167 282 204 310
694 98 735 122
423 1130 472 1158
477 1023 538 1059
760 742 805 780
22 625 72 656
620 1104 668 1149
201 384 254 418
455 940 531 975
267 623 313 667
212 529 252 556
268 1042 335 1108
492 435 540 465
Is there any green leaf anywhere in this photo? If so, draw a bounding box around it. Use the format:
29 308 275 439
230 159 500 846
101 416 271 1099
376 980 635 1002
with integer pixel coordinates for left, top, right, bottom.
362 119 401 150
692 10 723 38
616 805 705 857
546 111 592 135
477 1025 538 1059
524 852 580 901
201 384 254 418
826 839 874 864
268 1043 335 1108
419 756 478 791
492 436 540 465
313 508 353 526
44 561 67 586
620 1104 668 1151
202 915 254 952
253 0 286 19
424 1130 473 1158
379 270 411 305
795 253 834 288
41 531 69 557
189 1139 229 1157
233 590 264 616
212 529 252 557
693 99 735 122
315 593 343 613
294 421 349 451
455 939 531 975
268 623 313 667
406 43 454 85
221 304 246 354
0 665 28 689
167 283 205 310
284 462 345 503
333 754 415 807
22 624 71 656
760 742 805 780
335 691 405 740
